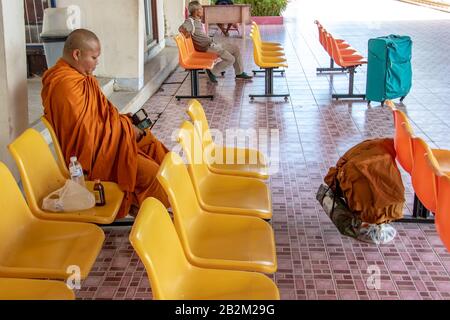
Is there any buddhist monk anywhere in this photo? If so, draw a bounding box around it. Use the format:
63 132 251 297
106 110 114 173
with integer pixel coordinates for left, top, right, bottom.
41 28 170 219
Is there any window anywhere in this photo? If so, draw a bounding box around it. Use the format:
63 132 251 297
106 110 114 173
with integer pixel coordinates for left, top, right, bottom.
144 0 158 48
24 0 52 44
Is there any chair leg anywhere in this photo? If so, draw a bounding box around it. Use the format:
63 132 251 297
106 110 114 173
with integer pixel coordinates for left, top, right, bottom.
249 68 289 101
253 67 285 77
176 69 214 101
316 58 346 73
332 67 366 100
414 194 431 219
395 194 434 224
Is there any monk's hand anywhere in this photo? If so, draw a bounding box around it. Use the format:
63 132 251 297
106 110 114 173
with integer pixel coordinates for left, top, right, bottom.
133 126 145 142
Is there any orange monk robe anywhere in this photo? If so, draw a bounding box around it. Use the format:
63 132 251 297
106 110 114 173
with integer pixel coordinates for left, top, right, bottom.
41 59 169 219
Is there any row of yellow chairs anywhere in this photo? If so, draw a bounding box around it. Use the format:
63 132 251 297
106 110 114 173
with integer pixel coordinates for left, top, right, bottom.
129 99 279 299
1 99 276 299
249 22 289 101
389 101 450 251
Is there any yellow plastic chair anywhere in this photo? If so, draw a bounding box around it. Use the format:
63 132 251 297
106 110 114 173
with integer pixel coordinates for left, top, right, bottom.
0 162 104 280
250 33 288 67
249 32 289 100
186 100 269 180
250 30 284 54
0 278 75 300
157 152 277 274
177 121 272 220
251 22 283 48
250 24 286 77
249 30 285 57
41 116 70 177
8 128 124 224
130 198 279 299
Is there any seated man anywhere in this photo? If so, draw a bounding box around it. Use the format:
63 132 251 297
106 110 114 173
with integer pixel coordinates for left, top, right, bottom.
179 0 252 83
41 29 170 219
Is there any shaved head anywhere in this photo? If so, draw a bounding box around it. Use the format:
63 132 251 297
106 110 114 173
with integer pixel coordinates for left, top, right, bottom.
64 29 100 54
62 29 101 76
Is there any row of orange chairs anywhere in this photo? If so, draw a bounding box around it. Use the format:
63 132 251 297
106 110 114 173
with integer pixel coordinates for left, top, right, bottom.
389 100 450 250
314 20 366 100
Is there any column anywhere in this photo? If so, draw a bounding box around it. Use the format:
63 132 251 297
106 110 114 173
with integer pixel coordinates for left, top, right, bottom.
0 0 29 177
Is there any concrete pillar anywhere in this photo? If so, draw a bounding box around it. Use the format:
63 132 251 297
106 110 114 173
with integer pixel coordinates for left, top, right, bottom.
57 0 145 91
163 0 185 38
0 0 29 177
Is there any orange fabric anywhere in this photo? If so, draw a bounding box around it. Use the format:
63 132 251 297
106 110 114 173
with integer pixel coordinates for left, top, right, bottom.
324 138 405 224
42 59 169 219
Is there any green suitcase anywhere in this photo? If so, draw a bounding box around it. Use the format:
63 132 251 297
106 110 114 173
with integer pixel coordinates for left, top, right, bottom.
366 35 412 105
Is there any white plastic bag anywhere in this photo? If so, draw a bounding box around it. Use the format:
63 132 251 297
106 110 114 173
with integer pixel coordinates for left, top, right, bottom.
357 223 397 245
42 180 95 212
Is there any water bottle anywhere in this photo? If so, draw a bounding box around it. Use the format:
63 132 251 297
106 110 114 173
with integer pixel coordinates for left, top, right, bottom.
69 156 86 187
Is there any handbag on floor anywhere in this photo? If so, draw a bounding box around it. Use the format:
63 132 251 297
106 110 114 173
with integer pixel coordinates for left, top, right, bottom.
316 184 397 245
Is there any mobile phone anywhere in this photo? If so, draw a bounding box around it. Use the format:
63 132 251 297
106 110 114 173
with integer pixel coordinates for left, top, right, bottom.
132 109 153 130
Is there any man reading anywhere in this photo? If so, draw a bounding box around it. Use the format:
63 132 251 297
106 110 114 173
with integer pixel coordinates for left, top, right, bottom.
41 29 169 219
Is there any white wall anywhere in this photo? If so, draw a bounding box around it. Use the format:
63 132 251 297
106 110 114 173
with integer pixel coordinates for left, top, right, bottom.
157 0 165 40
0 0 28 176
57 0 145 91
163 0 185 37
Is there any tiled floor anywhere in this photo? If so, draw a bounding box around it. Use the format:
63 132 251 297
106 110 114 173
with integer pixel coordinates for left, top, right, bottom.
76 0 450 300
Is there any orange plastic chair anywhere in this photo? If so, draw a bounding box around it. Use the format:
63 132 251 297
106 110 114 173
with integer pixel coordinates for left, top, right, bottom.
174 34 215 101
328 33 366 100
129 197 279 299
314 21 349 49
186 99 269 180
325 32 360 60
157 153 277 274
328 34 366 67
436 174 450 252
184 36 219 60
177 121 272 220
8 128 124 224
0 278 75 300
0 161 104 280
411 137 440 213
392 108 415 174
391 108 450 175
